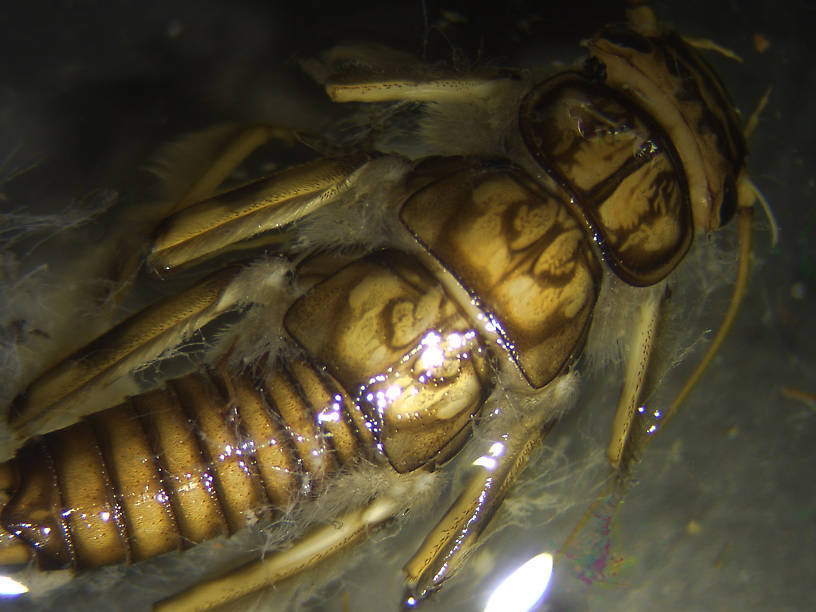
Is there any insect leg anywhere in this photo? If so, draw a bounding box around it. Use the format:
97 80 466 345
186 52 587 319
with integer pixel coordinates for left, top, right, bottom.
153 494 405 612
147 154 370 274
611 199 755 478
105 125 301 312
308 45 518 105
9 265 252 440
151 124 301 217
326 75 515 104
401 375 573 606
606 283 667 469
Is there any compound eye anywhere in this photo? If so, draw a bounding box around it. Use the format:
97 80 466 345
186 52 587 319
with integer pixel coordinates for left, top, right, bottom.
718 175 738 228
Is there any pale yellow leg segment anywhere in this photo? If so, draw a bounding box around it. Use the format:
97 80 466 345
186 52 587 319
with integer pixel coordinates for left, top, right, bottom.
402 414 555 605
604 94 762 470
561 205 755 559
169 125 298 215
606 284 666 468
153 495 402 612
11 267 244 439
616 200 754 478
327 77 514 103
111 125 296 308
681 37 744 62
148 154 369 274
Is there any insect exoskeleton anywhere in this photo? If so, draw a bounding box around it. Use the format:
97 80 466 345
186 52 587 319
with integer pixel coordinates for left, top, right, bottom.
0 3 757 610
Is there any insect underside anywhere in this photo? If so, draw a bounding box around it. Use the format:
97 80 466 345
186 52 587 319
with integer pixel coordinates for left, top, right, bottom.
0 5 757 611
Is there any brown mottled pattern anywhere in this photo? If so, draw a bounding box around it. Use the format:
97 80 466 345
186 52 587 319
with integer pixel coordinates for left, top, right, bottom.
286 252 463 391
660 33 746 226
400 163 601 388
663 32 745 170
521 74 693 285
285 251 491 472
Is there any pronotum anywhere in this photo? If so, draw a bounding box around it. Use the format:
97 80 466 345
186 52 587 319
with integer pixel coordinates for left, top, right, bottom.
0 2 769 610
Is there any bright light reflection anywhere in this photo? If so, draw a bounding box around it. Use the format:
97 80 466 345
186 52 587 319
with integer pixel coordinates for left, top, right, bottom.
317 409 341 424
474 441 507 471
488 442 505 457
422 332 441 346
473 456 498 471
484 552 554 612
385 384 402 401
0 575 29 596
420 345 445 368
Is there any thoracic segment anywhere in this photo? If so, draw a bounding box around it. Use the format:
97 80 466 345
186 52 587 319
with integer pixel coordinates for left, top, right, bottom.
0 159 611 571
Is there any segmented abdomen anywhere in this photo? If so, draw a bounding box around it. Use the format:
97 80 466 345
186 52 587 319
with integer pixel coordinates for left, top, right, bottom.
1 358 371 570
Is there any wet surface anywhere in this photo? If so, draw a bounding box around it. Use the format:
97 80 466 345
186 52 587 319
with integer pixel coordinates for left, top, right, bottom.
1 1 813 611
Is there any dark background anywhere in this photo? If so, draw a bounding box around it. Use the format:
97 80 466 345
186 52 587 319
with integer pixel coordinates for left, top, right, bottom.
0 1 813 611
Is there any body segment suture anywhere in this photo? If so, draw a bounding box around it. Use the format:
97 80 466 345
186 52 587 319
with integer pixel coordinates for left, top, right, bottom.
2 361 382 570
400 162 601 388
520 73 693 285
0 5 757 609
